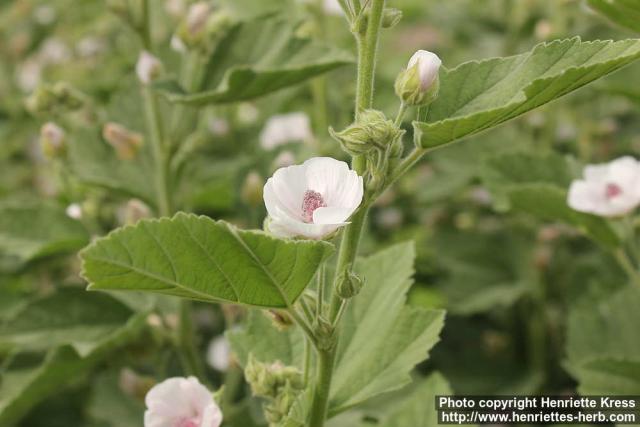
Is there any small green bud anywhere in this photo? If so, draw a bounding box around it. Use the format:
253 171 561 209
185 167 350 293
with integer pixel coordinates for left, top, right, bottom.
245 355 304 399
382 8 403 29
395 50 442 107
316 316 335 351
330 110 401 156
102 122 144 160
336 270 364 299
40 122 66 158
25 82 85 115
176 3 233 52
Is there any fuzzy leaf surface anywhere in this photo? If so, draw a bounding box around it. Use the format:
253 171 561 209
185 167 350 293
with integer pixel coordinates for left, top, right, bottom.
414 38 640 148
81 213 334 308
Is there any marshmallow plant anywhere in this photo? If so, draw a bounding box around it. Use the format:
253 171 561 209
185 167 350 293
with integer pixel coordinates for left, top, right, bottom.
61 1 640 427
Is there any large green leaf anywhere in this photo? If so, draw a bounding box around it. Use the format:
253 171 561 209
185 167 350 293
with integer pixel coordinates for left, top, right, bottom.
0 305 146 425
329 242 445 414
0 288 145 357
506 183 620 248
80 213 334 308
414 38 640 149
0 200 89 264
155 15 353 105
565 285 640 394
587 0 640 33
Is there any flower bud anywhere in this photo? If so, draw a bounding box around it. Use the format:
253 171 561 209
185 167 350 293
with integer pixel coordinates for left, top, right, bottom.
241 171 264 208
382 8 402 28
263 309 294 331
316 316 335 351
40 122 66 158
245 356 304 399
136 51 162 84
25 82 85 114
335 270 364 299
120 198 151 225
102 122 144 160
395 50 441 106
330 110 402 156
186 1 211 38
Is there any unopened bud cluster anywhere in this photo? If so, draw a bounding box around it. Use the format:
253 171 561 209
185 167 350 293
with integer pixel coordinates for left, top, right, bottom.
25 82 85 115
173 2 233 52
245 356 304 425
330 110 402 156
335 269 364 299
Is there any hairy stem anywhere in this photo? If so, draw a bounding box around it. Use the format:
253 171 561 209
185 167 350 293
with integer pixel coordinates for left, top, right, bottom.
308 2 386 425
178 299 207 379
143 88 172 217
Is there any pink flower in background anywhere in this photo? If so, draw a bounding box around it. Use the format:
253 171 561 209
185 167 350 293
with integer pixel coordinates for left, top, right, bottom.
144 377 222 427
568 156 640 217
263 157 363 239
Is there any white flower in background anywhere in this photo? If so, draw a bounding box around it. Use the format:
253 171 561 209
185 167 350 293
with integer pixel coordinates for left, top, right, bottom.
34 5 56 25
206 336 231 372
568 156 640 217
236 103 259 125
17 59 42 91
263 157 363 239
273 150 296 169
145 377 222 427
186 2 211 37
407 50 442 91
76 36 106 58
165 0 186 17
136 51 162 85
39 38 71 64
208 118 229 136
259 112 312 150
65 203 83 220
323 0 345 15
170 34 187 53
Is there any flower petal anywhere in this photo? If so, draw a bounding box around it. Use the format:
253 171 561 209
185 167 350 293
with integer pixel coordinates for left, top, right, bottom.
312 206 353 224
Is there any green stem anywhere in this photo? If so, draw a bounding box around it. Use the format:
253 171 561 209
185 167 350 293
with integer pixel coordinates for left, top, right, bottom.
394 102 407 127
139 0 152 50
308 2 385 426
614 248 640 288
178 299 207 380
143 88 172 216
309 346 338 427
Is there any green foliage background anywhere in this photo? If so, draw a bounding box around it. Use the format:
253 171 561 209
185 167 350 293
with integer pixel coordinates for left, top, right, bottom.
1 0 640 426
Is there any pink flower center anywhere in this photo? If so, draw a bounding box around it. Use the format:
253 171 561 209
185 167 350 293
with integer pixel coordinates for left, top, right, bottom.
177 418 198 427
605 183 622 199
302 190 326 223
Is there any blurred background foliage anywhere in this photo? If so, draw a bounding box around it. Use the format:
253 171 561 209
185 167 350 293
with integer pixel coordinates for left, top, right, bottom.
0 0 639 426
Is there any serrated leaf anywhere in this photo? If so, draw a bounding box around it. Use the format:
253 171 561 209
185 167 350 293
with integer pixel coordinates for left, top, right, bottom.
587 0 640 33
0 200 89 264
329 242 445 414
155 15 353 105
566 285 640 394
0 288 145 357
507 183 620 248
414 38 640 149
81 213 334 308
227 310 304 367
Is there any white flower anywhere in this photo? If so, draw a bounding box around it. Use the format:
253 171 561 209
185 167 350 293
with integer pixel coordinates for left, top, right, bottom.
263 157 363 239
206 336 231 371
144 377 222 427
259 112 312 150
65 203 83 220
323 0 345 15
568 156 640 217
136 51 162 85
170 34 187 53
407 50 442 91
